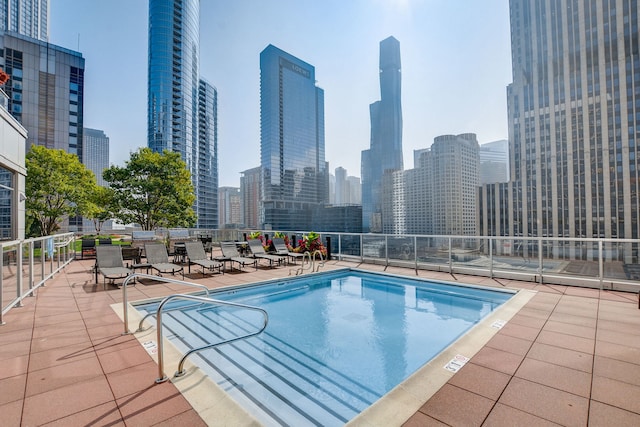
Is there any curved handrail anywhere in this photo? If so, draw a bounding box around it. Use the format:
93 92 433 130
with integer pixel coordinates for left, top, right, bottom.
289 251 312 275
121 273 210 335
312 250 325 272
154 293 269 383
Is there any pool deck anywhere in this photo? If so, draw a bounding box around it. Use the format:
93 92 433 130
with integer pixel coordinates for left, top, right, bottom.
1 254 640 426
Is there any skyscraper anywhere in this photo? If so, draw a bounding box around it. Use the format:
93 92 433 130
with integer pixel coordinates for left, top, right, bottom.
479 139 509 185
0 32 84 156
480 0 640 242
82 128 109 187
259 44 327 230
240 166 261 229
0 0 49 41
148 0 218 228
361 36 403 232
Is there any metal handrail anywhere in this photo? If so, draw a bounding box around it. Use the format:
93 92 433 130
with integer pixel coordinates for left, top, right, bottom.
136 286 211 332
154 293 269 383
121 273 210 335
312 250 325 272
290 251 312 275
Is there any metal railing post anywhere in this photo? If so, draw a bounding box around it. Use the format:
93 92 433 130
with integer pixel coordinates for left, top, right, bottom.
448 237 452 274
489 238 494 279
414 235 418 272
360 234 363 262
338 233 342 261
599 240 604 290
538 238 543 283
28 241 34 293
16 244 23 307
385 235 389 267
0 248 4 325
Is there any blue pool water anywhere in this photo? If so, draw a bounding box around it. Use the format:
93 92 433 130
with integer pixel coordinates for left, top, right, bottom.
135 269 513 426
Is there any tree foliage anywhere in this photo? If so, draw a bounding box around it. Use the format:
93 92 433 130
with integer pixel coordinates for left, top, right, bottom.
103 148 196 230
25 145 98 236
83 185 116 234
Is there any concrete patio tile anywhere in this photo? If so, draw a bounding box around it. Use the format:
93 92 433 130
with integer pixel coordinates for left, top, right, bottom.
588 400 640 427
527 342 593 373
0 354 28 379
597 318 640 336
32 318 88 339
97 341 154 374
536 330 595 354
0 399 23 427
591 375 640 414
447 362 511 400
27 341 97 371
597 328 640 349
468 346 525 375
86 322 128 341
115 381 193 426
548 311 598 328
482 402 561 426
25 355 104 397
153 409 209 427
542 320 596 339
0 373 26 406
45 401 125 427
598 291 637 304
533 284 566 294
514 358 592 397
0 328 33 346
22 376 115 426
498 377 588 426
106 360 161 399
497 322 541 341
593 355 640 386
595 340 640 365
30 328 92 353
563 286 601 298
485 333 533 356
0 337 31 361
418 384 495 427
402 411 449 426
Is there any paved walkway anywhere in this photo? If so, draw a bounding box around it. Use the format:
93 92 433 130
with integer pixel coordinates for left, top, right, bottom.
1 255 639 426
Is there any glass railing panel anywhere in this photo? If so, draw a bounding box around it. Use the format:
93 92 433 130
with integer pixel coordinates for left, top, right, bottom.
416 236 450 268
336 233 362 258
1 243 19 312
386 235 415 264
450 237 490 271
603 240 637 282
486 238 540 276
362 235 387 260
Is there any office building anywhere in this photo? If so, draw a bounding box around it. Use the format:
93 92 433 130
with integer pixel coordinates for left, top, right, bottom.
82 128 108 187
0 0 48 41
334 167 346 205
0 32 84 157
479 139 509 184
0 87 27 240
148 0 218 229
218 186 241 228
346 175 361 204
259 44 327 230
240 166 261 229
361 36 403 232
480 0 640 242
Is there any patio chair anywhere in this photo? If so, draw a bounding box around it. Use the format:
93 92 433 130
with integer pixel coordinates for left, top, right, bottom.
144 242 184 278
95 245 133 288
247 238 285 268
220 241 257 271
98 237 112 245
272 237 305 264
184 241 223 277
81 238 96 259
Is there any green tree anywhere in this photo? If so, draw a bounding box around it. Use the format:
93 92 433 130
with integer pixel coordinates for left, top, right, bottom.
25 145 98 236
83 185 116 234
103 148 196 230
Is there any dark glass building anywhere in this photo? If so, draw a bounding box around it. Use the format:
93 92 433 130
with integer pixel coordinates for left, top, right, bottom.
361 36 403 232
148 0 218 228
259 45 327 230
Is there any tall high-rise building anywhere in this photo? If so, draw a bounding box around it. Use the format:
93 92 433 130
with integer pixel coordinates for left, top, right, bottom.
148 0 218 229
259 44 327 230
0 32 84 156
82 128 109 187
480 0 640 242
479 139 509 185
361 36 403 232
0 0 49 41
334 166 346 205
240 166 261 229
218 186 241 227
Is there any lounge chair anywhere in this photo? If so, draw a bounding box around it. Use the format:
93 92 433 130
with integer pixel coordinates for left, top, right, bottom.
220 241 257 271
144 242 184 278
272 237 305 264
96 245 132 288
247 239 285 268
184 241 223 277
81 238 96 259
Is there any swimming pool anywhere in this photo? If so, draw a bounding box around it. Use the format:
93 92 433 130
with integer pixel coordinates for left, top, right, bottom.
134 269 515 426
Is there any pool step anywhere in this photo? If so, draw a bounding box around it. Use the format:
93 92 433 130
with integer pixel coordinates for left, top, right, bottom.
159 307 381 426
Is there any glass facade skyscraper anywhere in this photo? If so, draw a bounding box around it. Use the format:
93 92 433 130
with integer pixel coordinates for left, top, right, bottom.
148 0 218 228
259 44 327 230
0 0 48 41
480 0 640 243
361 36 403 232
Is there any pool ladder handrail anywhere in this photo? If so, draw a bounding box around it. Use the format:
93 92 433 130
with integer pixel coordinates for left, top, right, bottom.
121 273 211 335
154 293 269 383
289 250 325 275
312 250 325 272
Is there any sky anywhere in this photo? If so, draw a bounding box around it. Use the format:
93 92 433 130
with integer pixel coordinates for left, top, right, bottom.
50 0 512 187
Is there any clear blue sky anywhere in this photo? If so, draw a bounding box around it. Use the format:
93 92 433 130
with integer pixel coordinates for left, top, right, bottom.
50 0 512 187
